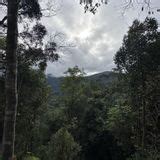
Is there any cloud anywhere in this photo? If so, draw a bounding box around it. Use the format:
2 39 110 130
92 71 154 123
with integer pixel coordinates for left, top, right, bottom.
1 0 160 77
43 1 127 76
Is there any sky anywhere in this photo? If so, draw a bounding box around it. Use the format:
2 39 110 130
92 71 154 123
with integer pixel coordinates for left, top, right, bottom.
1 0 160 76
41 0 160 77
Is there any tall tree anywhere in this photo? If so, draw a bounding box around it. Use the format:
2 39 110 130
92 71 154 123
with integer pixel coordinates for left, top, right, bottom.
0 1 42 159
114 17 160 155
2 1 19 159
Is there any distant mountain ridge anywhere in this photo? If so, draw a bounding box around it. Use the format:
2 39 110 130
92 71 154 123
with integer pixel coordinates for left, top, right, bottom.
86 71 117 85
47 71 118 93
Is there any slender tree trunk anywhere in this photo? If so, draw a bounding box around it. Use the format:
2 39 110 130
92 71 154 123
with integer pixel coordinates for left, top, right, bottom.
141 72 146 155
142 96 146 150
2 0 18 159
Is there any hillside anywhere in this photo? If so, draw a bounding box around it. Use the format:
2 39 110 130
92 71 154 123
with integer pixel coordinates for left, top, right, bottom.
86 71 118 85
47 71 118 93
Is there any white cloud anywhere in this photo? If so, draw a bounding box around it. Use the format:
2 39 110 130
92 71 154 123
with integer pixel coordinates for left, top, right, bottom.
1 0 160 77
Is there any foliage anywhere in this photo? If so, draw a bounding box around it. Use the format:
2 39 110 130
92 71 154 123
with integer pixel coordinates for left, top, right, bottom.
23 154 40 160
23 157 39 160
107 105 136 157
115 17 160 154
1 15 159 160
19 0 42 19
47 71 117 94
107 105 135 136
84 130 125 160
0 38 6 50
15 68 51 158
127 150 160 160
18 23 59 71
47 128 81 160
61 66 88 122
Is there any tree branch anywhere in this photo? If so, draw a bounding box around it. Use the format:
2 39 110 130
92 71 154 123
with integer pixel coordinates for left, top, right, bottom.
0 2 7 7
0 16 7 28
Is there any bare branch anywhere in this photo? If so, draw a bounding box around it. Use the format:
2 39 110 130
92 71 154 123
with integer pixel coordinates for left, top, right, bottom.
40 0 62 17
0 2 7 7
0 16 7 28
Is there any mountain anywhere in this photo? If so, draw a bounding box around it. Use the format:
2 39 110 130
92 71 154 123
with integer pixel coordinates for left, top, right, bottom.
47 75 63 93
86 71 118 85
47 71 118 93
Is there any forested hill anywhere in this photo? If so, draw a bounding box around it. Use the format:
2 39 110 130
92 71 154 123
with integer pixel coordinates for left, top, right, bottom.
47 71 118 93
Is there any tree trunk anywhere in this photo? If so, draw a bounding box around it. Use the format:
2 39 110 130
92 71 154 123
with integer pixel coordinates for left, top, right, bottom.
2 0 18 159
142 96 146 151
141 72 146 155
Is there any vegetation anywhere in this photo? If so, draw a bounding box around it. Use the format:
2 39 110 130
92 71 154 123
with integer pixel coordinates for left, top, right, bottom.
115 17 160 156
0 0 159 160
47 128 81 160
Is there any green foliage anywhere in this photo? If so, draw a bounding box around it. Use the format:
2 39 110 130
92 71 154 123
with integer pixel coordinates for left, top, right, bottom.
63 66 85 77
84 130 125 160
107 105 135 132
61 66 91 125
115 18 159 74
47 128 81 160
47 71 117 93
0 37 6 50
44 66 136 160
1 17 159 158
80 90 108 142
15 68 51 158
23 154 40 160
18 23 58 71
107 105 136 156
127 151 160 160
115 17 160 153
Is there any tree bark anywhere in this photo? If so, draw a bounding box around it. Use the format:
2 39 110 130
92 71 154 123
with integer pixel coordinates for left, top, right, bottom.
142 96 146 151
141 72 146 154
2 0 18 159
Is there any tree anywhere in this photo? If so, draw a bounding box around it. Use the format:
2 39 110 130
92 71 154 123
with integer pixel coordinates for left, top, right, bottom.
18 23 59 71
15 68 51 158
61 66 87 122
1 0 41 159
0 19 59 160
107 105 136 157
114 17 160 155
0 37 6 153
84 130 125 160
0 1 57 159
0 28 58 160
2 1 19 159
47 128 81 160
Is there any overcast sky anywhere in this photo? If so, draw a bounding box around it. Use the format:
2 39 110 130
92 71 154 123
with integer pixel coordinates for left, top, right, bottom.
41 0 160 77
1 0 160 76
